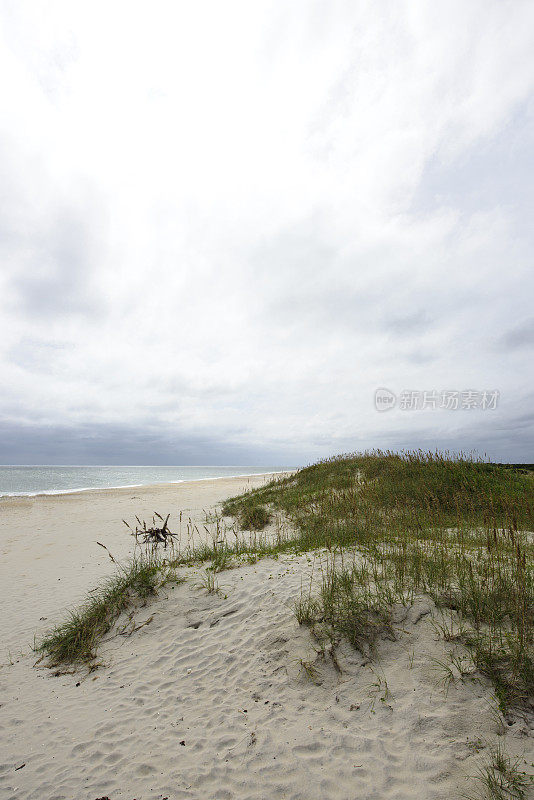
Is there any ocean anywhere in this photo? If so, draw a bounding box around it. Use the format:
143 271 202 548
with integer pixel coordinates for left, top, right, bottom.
0 465 292 497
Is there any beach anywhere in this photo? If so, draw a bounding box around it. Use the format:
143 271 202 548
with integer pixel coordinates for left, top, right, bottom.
0 472 532 800
0 473 283 656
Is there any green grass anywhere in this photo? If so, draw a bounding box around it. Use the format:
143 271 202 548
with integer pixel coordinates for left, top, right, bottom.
223 450 534 710
37 554 175 665
469 743 533 799
39 450 534 707
222 499 271 531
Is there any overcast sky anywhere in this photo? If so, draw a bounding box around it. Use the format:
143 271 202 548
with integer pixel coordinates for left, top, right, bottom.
1 0 533 465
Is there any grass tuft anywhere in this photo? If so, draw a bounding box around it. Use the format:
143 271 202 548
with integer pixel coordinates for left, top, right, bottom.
222 499 271 531
37 554 169 665
471 743 532 799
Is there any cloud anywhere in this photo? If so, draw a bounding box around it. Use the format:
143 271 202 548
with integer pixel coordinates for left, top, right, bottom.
498 319 534 351
384 311 432 337
0 0 533 463
0 419 303 466
8 202 105 318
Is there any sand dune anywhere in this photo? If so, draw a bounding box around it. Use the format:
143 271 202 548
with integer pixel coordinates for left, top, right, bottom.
0 476 532 799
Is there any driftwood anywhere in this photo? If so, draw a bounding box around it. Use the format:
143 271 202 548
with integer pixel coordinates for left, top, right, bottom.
122 513 177 549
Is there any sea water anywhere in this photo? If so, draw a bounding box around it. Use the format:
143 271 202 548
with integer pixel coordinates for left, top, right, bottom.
0 465 291 497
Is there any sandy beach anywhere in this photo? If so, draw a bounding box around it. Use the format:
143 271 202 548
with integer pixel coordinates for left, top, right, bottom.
1 474 532 800
0 474 282 657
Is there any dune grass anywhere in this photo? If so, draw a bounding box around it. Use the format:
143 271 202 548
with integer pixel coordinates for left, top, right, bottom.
223 451 534 710
39 451 533 706
470 742 533 800
221 498 271 531
37 554 176 665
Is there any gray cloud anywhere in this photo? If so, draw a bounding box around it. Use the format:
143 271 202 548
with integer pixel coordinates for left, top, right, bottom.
384 311 432 337
498 319 534 351
8 203 105 318
0 420 301 467
0 2 533 464
2 409 532 466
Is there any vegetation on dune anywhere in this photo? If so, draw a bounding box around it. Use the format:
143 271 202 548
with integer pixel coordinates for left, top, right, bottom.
471 742 533 800
36 553 179 665
38 450 534 714
222 501 271 531
225 451 532 530
223 451 534 710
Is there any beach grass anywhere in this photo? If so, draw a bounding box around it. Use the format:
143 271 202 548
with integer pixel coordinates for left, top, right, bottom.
36 554 178 665
223 451 534 710
470 742 533 799
38 451 533 710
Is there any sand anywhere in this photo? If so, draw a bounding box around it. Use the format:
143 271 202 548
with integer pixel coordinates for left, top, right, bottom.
0 475 533 800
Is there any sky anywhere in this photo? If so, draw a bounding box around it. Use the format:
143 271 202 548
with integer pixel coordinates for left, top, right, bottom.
0 0 533 465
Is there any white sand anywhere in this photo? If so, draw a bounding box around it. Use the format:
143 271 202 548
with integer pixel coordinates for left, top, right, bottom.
0 476 532 800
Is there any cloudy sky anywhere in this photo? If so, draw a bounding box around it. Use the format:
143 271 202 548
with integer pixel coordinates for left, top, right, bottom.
1 0 533 465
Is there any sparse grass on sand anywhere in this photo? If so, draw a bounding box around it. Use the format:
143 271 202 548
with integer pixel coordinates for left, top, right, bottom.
469 742 533 800
38 451 533 715
36 554 179 665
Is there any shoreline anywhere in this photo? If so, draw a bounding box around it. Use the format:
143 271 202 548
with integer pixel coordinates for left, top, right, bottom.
0 469 291 500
